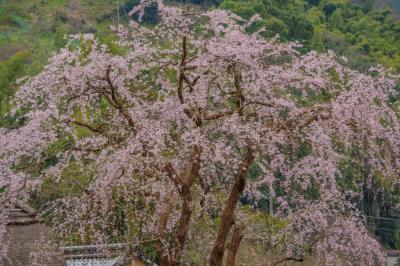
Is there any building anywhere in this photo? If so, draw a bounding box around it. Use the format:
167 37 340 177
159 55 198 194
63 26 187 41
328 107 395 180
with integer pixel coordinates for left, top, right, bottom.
62 243 147 266
2 200 65 266
387 250 400 266
2 200 148 266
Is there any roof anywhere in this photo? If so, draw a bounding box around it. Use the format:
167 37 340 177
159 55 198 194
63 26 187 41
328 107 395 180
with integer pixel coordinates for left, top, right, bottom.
65 257 124 266
387 250 400 257
62 244 129 266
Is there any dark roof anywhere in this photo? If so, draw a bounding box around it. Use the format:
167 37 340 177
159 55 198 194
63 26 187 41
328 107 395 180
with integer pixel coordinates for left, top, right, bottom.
65 257 125 266
62 244 129 266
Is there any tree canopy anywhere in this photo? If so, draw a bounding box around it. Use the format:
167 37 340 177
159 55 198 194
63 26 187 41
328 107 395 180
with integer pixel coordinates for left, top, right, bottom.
1 0 400 265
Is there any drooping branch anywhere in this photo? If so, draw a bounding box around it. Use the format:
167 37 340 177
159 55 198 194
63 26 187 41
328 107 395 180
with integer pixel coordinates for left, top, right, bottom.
209 146 254 266
203 110 236 121
244 101 275 108
226 222 245 266
82 69 136 132
274 105 332 132
202 100 276 122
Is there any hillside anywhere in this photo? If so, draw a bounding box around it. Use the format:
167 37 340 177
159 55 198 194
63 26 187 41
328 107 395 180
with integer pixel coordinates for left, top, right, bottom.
221 0 400 72
0 0 132 114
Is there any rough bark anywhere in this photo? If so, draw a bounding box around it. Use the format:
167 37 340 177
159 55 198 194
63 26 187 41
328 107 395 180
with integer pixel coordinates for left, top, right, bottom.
209 147 254 266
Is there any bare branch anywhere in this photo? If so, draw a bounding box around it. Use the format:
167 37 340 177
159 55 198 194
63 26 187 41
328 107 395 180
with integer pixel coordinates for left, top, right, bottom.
273 257 305 266
68 120 105 134
104 65 136 129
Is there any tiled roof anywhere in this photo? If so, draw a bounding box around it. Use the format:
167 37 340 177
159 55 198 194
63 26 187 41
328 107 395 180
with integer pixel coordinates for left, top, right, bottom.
62 244 128 266
66 256 124 266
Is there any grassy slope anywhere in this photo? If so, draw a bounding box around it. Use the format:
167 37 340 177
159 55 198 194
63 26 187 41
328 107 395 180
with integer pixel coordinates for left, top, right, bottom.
0 0 124 113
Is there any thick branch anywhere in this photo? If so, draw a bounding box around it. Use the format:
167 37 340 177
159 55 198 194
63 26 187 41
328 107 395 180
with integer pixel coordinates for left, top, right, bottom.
177 36 188 104
165 162 182 193
177 36 203 127
209 146 254 266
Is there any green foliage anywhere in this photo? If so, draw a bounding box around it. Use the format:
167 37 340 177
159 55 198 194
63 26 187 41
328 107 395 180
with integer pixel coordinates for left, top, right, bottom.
338 158 362 191
221 0 400 71
0 50 31 114
334 140 400 249
31 156 94 207
222 0 314 44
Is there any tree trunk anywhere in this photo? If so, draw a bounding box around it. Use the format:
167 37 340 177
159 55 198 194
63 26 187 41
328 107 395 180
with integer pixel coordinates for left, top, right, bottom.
209 147 254 266
226 222 245 266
